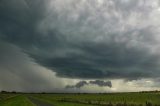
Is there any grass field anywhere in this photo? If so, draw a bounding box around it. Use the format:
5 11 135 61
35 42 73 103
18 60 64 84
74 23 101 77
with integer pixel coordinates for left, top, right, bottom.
0 95 35 106
0 92 160 106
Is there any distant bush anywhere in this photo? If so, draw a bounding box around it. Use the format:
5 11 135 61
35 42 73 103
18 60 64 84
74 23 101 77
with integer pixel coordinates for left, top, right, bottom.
0 90 17 94
1 91 8 94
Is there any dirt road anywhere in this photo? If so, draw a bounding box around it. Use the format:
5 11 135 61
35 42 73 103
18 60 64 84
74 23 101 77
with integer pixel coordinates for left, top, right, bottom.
28 97 54 106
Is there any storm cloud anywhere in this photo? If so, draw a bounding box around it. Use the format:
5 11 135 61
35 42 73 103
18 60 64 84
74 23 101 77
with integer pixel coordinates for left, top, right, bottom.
66 80 112 89
66 81 88 89
1 0 160 81
0 41 66 92
89 80 112 88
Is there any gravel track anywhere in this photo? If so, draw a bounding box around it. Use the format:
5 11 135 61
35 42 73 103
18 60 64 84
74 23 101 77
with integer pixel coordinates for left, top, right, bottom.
28 97 54 106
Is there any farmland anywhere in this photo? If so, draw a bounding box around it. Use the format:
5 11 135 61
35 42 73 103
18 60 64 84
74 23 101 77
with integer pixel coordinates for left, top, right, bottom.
0 94 35 106
0 92 160 106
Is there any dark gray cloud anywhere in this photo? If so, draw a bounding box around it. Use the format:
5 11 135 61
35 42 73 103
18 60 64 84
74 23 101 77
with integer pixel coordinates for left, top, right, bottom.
65 80 112 89
1 0 160 80
66 81 88 89
89 80 112 88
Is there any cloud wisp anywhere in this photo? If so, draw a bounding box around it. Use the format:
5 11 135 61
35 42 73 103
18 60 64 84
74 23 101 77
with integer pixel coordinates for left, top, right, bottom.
89 80 112 88
66 80 112 89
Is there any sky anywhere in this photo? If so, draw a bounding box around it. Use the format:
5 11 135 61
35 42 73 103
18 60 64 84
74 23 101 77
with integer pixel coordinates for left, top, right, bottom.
0 0 160 93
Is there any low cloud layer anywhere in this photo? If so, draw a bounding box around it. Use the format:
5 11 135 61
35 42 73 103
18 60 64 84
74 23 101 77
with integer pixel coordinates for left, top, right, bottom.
89 80 112 88
66 80 112 89
66 81 88 89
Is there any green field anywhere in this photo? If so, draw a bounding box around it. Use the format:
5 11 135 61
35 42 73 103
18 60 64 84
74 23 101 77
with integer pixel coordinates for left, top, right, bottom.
0 92 160 106
0 95 35 106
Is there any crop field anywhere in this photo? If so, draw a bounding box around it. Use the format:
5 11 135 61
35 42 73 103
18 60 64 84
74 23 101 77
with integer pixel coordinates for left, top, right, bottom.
0 92 160 106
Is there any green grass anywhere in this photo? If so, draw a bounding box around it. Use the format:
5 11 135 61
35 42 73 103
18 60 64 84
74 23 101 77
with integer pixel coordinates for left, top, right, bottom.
0 92 160 106
0 95 36 106
30 92 160 106
30 95 93 106
0 94 17 101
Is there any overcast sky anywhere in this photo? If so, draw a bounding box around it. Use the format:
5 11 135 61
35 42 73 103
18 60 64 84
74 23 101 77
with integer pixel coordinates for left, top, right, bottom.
0 0 160 92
